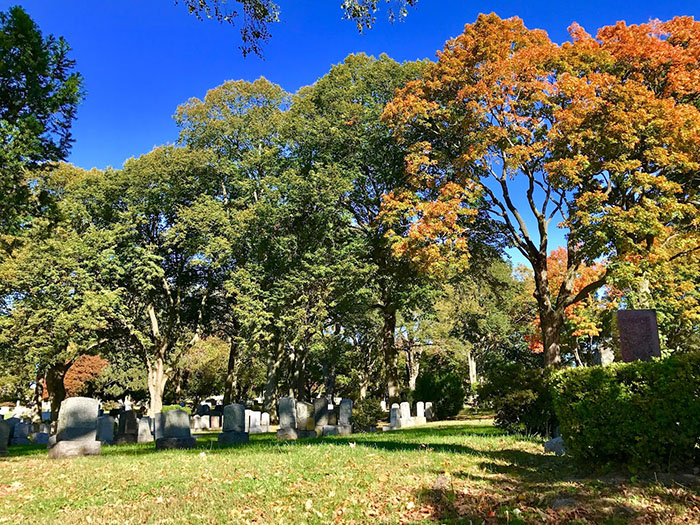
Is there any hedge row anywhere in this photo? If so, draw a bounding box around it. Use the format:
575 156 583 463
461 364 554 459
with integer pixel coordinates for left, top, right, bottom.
551 352 700 469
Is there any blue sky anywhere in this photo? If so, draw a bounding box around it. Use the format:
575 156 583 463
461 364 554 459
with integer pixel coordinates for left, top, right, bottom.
6 0 700 264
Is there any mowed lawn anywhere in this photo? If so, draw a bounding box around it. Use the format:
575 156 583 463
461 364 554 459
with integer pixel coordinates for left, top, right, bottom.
2 418 699 524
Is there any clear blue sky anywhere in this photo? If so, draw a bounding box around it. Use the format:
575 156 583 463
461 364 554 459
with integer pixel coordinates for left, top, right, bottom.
6 0 700 264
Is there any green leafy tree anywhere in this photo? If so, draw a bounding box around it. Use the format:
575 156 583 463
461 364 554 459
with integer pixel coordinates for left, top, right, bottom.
0 6 83 252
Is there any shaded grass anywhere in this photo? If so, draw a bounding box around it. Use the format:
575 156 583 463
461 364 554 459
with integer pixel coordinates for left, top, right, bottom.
1 419 698 524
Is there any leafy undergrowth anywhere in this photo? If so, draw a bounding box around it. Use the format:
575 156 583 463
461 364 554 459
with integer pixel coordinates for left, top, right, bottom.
1 419 699 524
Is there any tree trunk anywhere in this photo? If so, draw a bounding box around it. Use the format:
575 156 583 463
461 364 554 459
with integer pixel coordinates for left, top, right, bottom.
263 340 284 417
223 337 241 405
382 307 399 401
467 349 477 387
147 352 167 417
405 345 420 392
33 371 45 422
532 257 563 368
46 361 71 421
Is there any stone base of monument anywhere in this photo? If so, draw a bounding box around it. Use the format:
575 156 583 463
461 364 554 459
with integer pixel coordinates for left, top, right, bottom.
48 440 102 459
11 437 31 446
322 424 352 436
155 437 197 450
413 416 427 426
276 428 317 440
116 434 137 445
217 431 249 445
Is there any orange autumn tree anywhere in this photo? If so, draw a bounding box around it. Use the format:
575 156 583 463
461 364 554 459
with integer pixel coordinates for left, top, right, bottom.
383 14 700 367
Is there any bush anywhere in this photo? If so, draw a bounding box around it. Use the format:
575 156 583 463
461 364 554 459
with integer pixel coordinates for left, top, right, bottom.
551 352 700 469
352 398 384 432
478 363 556 436
161 404 191 415
414 354 466 420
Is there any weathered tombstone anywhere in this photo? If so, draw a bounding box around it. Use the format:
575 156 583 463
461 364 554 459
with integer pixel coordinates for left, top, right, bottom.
415 401 427 425
613 309 662 362
218 403 249 445
390 403 400 429
155 409 196 450
116 409 138 444
97 415 115 445
48 397 101 459
200 415 211 431
192 414 202 431
138 417 154 443
210 414 221 430
278 397 296 429
425 402 434 421
260 412 270 432
40 422 50 434
322 398 353 436
296 402 315 431
313 398 331 428
0 419 10 454
249 411 263 434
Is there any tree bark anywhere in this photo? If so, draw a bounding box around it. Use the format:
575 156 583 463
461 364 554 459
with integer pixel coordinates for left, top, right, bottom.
382 307 399 401
46 361 71 421
404 345 420 392
147 352 167 417
33 372 45 422
532 257 563 368
223 337 241 405
467 349 477 387
263 339 283 417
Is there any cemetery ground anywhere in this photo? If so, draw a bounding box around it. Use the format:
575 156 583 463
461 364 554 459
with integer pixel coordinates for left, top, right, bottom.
2 418 699 524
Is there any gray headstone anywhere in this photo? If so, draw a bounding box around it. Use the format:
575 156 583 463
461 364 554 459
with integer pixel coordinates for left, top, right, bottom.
11 420 30 445
296 401 315 431
339 399 352 426
210 415 221 430
313 398 331 427
192 414 201 431
425 402 434 421
117 410 138 437
200 415 210 431
161 409 191 439
0 419 10 454
544 436 566 456
56 397 99 442
400 402 411 421
261 412 270 432
613 309 662 362
223 404 246 433
390 405 400 429
138 417 154 443
416 402 425 419
96 415 115 445
278 397 296 430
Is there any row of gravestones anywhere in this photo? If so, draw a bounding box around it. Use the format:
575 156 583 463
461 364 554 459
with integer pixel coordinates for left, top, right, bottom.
193 410 270 433
388 401 433 430
277 396 353 440
0 417 52 452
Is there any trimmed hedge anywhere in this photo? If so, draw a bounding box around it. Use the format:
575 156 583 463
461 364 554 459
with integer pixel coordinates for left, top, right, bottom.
161 404 191 415
551 352 700 469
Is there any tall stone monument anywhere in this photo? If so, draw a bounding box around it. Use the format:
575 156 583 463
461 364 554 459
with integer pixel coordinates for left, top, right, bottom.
613 309 662 362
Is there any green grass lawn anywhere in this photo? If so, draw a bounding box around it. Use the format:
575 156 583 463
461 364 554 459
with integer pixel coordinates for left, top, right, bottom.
1 418 699 524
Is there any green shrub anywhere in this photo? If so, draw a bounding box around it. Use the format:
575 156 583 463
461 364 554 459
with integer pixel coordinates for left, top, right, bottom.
551 353 700 469
414 354 465 420
352 398 384 432
478 363 556 436
161 404 191 415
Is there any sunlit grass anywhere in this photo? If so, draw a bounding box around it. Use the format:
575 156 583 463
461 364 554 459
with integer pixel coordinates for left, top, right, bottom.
1 418 698 523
